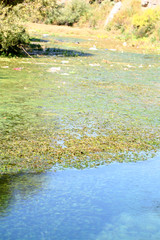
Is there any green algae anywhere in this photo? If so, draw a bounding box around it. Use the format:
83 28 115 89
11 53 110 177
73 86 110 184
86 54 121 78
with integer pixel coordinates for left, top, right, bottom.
0 35 160 175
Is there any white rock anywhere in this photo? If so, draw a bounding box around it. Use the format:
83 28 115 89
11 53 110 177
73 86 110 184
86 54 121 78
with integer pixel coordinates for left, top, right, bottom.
89 63 100 67
61 61 69 64
89 45 97 50
126 64 134 68
109 49 116 51
48 67 61 73
1 66 9 68
104 1 122 27
43 34 49 37
61 73 69 76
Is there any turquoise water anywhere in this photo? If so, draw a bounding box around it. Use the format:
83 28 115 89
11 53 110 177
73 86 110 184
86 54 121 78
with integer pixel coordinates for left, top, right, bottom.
1 154 160 240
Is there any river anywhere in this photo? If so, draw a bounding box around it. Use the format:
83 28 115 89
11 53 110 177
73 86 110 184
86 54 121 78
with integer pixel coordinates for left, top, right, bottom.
0 34 160 239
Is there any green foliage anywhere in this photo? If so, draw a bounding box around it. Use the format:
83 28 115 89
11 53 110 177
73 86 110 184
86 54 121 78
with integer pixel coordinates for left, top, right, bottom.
36 0 59 24
89 0 104 3
109 0 140 32
1 0 24 6
56 0 89 26
0 6 30 55
132 8 160 38
158 28 160 40
13 0 59 24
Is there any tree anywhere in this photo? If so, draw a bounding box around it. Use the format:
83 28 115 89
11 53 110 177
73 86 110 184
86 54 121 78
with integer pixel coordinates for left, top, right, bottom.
0 0 24 6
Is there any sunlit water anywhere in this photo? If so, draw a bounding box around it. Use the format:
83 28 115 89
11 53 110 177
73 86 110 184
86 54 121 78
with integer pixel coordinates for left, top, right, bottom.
0 154 160 240
0 35 160 239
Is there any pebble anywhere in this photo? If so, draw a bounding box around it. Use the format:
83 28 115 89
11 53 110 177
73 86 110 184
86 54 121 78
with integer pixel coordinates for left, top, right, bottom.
89 45 97 50
109 49 116 51
61 73 69 76
61 61 69 64
48 67 61 73
43 34 49 37
139 64 143 68
1 66 9 68
89 63 100 67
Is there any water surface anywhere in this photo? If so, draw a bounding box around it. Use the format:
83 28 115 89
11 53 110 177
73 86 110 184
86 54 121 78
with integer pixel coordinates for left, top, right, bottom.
0 35 159 173
0 34 160 239
0 155 160 240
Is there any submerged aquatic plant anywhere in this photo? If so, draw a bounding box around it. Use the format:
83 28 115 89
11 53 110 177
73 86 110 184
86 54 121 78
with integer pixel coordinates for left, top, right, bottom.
0 34 160 175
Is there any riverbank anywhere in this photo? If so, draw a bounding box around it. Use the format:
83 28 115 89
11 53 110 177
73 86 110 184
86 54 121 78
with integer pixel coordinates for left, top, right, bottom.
27 23 160 55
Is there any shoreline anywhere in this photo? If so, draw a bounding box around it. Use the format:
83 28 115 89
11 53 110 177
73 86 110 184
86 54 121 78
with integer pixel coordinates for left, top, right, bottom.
26 22 160 55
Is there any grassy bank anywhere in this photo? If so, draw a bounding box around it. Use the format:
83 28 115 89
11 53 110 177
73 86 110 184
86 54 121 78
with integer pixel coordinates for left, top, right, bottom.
27 22 160 54
0 0 160 55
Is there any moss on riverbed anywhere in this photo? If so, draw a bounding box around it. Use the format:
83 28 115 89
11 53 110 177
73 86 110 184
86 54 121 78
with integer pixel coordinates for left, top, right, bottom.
0 125 159 174
0 30 160 175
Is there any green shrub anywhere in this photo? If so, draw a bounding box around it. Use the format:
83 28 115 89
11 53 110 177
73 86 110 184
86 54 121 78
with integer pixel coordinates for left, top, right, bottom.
109 0 140 32
158 28 160 41
132 8 160 38
86 0 113 28
1 0 24 6
13 0 59 24
56 0 89 26
0 6 30 55
37 0 59 24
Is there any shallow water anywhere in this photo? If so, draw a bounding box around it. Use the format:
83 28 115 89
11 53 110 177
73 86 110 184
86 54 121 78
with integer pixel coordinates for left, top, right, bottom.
0 34 160 238
0 154 160 240
0 34 159 173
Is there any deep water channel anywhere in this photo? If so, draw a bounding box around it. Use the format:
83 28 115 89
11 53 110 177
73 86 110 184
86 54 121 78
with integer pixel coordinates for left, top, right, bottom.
0 35 160 239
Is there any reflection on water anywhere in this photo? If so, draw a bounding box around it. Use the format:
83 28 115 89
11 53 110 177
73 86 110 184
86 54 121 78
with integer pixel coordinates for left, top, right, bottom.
0 154 160 240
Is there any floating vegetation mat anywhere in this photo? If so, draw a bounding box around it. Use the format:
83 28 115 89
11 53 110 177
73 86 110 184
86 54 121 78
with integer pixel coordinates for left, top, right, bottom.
0 35 160 175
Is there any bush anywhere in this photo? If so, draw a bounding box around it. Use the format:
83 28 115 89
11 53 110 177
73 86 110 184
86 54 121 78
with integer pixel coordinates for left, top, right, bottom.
56 0 89 26
158 28 160 41
132 8 160 38
109 0 141 31
1 0 24 6
85 0 113 28
13 0 59 24
36 0 59 24
0 6 30 55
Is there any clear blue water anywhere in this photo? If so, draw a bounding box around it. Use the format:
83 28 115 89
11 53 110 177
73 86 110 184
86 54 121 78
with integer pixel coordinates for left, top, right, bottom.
1 154 160 240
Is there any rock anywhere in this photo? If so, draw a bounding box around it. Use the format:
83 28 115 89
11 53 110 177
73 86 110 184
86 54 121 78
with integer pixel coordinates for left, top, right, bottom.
47 67 61 73
109 49 116 51
104 1 122 27
89 63 100 66
42 34 49 37
89 45 97 50
141 0 160 7
61 61 69 64
141 0 149 7
61 73 69 75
